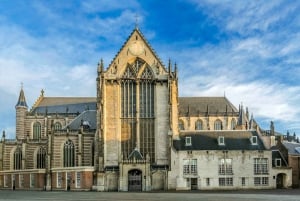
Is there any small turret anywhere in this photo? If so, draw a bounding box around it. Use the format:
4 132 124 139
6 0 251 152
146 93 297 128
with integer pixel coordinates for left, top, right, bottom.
15 85 28 108
15 84 28 139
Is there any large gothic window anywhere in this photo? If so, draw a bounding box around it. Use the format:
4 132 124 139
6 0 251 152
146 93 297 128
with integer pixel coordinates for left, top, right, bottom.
36 147 46 169
64 140 75 167
14 146 22 170
33 122 41 139
121 59 155 163
139 67 155 163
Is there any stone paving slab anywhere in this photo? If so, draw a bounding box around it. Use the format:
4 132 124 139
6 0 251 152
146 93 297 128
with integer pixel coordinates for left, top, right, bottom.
0 190 300 201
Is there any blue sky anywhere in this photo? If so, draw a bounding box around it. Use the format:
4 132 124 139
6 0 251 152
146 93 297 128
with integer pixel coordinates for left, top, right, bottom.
0 0 300 138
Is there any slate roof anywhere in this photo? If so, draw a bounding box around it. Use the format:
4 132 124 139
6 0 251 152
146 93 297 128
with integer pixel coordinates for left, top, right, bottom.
272 150 289 167
179 97 238 117
16 88 28 108
30 97 97 115
282 141 300 155
173 130 266 151
65 110 97 130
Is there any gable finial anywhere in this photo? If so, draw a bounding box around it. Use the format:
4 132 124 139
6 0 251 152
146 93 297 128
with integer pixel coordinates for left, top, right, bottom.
135 13 139 29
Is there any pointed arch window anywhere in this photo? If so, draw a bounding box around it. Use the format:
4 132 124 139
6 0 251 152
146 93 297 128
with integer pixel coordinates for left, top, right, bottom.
195 120 203 130
36 147 46 169
121 59 156 163
33 122 41 139
64 140 75 167
54 122 62 131
179 120 185 130
214 120 223 130
231 119 236 130
14 146 22 170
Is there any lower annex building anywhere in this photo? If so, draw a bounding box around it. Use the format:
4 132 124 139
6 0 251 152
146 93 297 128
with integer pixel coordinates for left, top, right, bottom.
0 28 292 191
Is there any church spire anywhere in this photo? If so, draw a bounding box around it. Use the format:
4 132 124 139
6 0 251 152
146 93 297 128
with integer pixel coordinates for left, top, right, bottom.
15 83 28 108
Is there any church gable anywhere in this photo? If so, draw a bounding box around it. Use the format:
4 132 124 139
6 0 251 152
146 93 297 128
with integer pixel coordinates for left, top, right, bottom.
105 28 167 79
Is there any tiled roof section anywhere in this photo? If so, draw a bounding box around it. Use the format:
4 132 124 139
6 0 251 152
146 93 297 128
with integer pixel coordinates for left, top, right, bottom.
30 97 96 115
16 88 28 108
178 97 238 117
173 130 266 151
65 110 97 130
282 142 300 155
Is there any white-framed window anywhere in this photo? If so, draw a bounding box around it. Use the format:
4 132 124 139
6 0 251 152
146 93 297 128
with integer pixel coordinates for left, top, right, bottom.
30 173 35 188
19 174 24 188
183 159 197 175
219 177 233 186
251 136 258 145
254 158 269 174
218 136 225 145
76 172 81 188
275 158 281 167
57 172 62 188
219 158 233 175
185 136 192 146
254 177 269 186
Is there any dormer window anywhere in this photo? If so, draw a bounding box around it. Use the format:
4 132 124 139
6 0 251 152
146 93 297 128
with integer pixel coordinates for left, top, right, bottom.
251 136 258 145
185 136 192 146
218 136 225 145
275 158 281 167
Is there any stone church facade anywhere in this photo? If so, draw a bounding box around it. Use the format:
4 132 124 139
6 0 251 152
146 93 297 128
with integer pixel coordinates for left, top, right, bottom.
0 28 292 191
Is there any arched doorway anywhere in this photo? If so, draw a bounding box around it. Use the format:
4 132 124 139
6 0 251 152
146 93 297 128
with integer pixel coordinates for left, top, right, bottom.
128 169 142 191
276 173 286 188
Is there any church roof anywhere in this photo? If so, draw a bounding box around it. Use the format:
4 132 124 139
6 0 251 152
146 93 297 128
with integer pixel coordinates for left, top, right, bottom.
65 110 97 130
30 97 96 115
173 130 266 151
16 88 28 108
178 97 238 116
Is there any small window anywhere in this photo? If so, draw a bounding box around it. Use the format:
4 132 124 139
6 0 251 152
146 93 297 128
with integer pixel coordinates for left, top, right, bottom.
57 172 62 188
179 120 185 130
185 136 192 146
30 173 35 188
206 178 210 186
275 158 281 167
241 177 246 186
76 172 81 188
251 136 258 145
218 136 225 145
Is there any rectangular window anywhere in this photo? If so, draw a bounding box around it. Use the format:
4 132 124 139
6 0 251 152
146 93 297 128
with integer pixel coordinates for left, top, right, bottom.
218 136 225 145
251 136 257 145
185 137 192 146
254 158 268 174
76 172 81 188
219 177 233 186
275 158 281 167
183 159 197 175
254 177 269 186
219 158 233 175
241 177 246 186
30 174 35 188
206 178 210 186
4 175 8 187
57 172 62 188
19 174 24 188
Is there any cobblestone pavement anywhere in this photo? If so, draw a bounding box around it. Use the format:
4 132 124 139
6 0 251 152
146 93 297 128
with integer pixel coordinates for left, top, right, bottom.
0 189 300 201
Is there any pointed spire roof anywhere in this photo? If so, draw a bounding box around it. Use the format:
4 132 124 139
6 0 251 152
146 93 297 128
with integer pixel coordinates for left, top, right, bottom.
16 85 28 108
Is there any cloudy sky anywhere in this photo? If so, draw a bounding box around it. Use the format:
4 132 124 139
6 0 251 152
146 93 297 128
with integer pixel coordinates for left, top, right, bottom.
0 0 300 138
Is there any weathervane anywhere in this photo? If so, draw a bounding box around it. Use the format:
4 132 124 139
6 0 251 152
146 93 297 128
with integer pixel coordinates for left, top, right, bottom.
135 13 139 28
